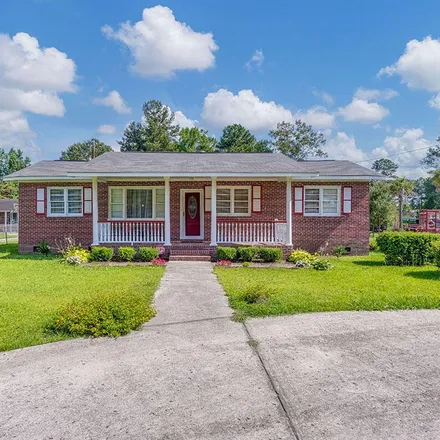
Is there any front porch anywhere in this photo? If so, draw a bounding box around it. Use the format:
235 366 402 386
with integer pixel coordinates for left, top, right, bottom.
92 177 293 249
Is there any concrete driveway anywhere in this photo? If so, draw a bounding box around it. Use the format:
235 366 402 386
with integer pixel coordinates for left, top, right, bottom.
1 262 440 440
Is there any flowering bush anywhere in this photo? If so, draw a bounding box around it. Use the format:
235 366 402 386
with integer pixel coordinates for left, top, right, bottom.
66 255 83 266
287 249 317 264
295 260 309 268
216 260 232 267
151 258 166 266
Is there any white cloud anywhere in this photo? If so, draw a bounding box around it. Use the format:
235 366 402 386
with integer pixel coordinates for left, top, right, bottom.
338 98 390 124
295 106 335 129
174 110 197 129
102 6 218 78
354 88 398 101
0 32 76 93
378 36 440 92
97 124 116 134
326 132 368 163
428 92 440 110
312 89 334 106
202 88 335 131
371 128 430 178
0 88 65 116
245 49 264 71
93 90 132 114
0 32 76 119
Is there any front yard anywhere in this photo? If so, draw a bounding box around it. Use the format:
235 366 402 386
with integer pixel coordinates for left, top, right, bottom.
215 254 440 319
0 244 165 351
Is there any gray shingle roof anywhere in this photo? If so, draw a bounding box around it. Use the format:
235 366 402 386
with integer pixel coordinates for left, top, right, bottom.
74 152 311 174
6 160 88 178
5 153 383 180
0 199 18 212
299 160 382 177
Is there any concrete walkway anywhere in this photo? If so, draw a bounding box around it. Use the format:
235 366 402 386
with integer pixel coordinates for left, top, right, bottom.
0 262 295 440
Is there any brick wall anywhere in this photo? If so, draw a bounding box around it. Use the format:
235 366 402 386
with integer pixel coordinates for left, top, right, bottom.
18 182 93 253
292 181 370 254
18 180 370 255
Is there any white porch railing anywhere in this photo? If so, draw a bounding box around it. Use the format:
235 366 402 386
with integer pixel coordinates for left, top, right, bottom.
98 221 165 243
217 221 287 244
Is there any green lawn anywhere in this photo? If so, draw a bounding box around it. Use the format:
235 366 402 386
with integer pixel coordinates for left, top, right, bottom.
0 244 165 351
215 254 440 319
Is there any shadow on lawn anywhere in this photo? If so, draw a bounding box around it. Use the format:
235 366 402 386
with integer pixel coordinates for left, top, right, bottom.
404 270 440 281
352 260 385 267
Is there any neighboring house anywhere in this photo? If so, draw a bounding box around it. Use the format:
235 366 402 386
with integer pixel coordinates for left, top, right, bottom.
5 152 384 257
0 199 19 234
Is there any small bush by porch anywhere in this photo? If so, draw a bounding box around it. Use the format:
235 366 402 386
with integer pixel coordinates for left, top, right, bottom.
215 254 440 319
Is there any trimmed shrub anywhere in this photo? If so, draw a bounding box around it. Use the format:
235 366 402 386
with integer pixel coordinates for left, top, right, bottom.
311 259 332 271
369 236 379 252
90 246 114 262
287 249 317 264
241 284 276 304
432 241 440 269
216 246 237 261
259 247 283 262
139 247 159 262
47 292 156 338
118 246 136 262
376 232 440 266
237 246 260 262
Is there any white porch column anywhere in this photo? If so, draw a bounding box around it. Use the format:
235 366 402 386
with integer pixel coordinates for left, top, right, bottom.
210 177 217 246
164 177 171 246
285 178 293 246
92 177 99 245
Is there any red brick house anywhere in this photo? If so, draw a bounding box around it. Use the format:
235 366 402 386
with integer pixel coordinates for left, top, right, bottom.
5 152 383 258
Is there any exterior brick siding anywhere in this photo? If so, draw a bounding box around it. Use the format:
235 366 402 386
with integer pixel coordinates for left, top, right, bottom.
17 180 369 255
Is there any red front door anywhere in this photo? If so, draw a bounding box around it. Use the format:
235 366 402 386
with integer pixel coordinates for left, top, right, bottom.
185 192 201 237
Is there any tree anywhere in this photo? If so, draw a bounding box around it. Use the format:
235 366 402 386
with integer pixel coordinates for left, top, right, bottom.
410 177 440 210
390 177 415 230
369 181 395 232
269 120 327 160
421 137 440 170
177 127 217 152
0 148 31 199
217 124 259 152
433 169 440 188
253 139 273 153
118 122 146 152
371 158 398 177
118 100 180 152
143 100 180 152
60 139 113 161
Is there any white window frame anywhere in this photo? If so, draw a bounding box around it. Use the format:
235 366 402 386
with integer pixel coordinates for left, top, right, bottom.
216 186 252 217
47 187 83 217
304 186 341 217
108 186 165 220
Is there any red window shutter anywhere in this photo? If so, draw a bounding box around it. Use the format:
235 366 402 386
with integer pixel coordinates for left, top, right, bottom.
252 185 262 213
84 188 92 214
342 186 352 214
294 186 304 215
36 188 45 215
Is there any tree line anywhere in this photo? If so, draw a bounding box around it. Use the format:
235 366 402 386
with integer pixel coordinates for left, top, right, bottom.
60 99 327 160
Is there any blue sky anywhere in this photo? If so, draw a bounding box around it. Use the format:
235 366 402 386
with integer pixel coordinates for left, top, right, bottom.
1 0 440 177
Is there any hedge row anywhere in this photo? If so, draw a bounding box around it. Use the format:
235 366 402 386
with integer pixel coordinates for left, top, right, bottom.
90 246 159 262
216 246 283 263
376 232 440 266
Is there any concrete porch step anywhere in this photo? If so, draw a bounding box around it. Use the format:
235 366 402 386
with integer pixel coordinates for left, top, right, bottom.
168 255 212 262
